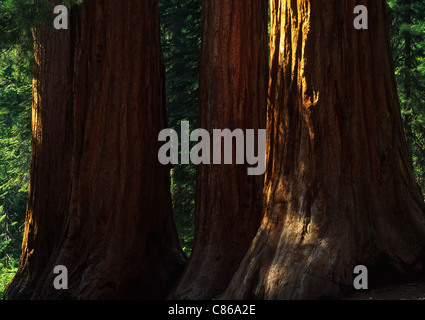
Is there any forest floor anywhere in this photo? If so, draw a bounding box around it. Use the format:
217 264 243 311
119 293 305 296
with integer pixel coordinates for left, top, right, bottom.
343 277 425 300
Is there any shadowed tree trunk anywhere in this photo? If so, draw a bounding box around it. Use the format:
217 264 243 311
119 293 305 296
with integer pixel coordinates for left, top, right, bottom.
223 0 425 300
169 0 268 300
6 0 185 300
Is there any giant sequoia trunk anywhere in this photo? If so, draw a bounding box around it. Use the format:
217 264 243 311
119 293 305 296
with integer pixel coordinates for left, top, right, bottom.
6 0 185 299
170 0 268 299
223 0 425 300
4 23 75 300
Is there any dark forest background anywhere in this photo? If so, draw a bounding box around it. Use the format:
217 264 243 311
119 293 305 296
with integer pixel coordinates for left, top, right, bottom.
0 0 424 298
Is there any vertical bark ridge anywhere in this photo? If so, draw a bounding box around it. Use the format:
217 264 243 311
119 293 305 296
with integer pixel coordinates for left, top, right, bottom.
7 0 185 300
5 20 75 300
169 0 268 300
223 0 425 300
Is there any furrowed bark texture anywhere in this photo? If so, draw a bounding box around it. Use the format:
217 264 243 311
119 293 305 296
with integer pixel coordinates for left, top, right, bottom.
223 0 425 300
4 24 75 300
170 0 268 299
6 0 185 300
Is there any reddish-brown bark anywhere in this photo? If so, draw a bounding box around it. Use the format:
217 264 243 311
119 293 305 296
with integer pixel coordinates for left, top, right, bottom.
4 22 75 300
169 0 268 300
223 0 425 300
6 1 185 300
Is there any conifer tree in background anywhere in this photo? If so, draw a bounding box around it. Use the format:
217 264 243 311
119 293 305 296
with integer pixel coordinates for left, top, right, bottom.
388 0 425 195
0 0 425 300
0 1 36 294
159 0 201 254
160 0 200 128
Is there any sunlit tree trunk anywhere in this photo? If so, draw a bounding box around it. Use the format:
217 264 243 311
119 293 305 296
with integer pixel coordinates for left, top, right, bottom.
223 0 425 300
170 0 268 299
4 21 75 299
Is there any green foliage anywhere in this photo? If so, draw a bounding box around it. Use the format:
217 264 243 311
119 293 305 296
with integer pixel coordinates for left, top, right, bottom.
388 0 425 195
160 0 201 255
0 257 18 300
0 0 423 274
160 0 201 128
0 0 83 75
0 46 31 275
0 1 34 291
